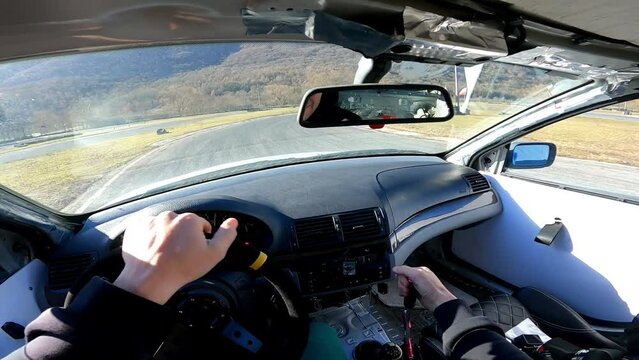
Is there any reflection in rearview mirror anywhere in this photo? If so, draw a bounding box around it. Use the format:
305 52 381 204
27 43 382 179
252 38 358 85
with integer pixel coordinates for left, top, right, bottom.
298 84 454 128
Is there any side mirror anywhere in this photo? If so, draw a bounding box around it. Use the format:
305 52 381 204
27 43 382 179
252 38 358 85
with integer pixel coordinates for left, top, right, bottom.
298 84 454 128
505 142 557 169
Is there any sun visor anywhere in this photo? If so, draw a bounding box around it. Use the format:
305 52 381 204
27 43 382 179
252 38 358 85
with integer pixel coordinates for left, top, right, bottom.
398 6 508 64
242 8 310 36
304 11 399 58
497 46 618 78
241 7 508 63
242 8 399 58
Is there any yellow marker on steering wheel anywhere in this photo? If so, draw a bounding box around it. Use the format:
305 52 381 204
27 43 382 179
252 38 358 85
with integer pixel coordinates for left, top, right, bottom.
249 251 268 271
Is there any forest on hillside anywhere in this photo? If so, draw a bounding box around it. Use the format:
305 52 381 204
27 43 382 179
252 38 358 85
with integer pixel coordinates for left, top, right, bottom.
0 41 574 140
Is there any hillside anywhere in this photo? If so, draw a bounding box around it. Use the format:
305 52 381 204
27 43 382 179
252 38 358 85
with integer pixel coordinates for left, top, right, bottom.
0 44 240 86
0 41 573 138
0 44 240 128
101 43 361 118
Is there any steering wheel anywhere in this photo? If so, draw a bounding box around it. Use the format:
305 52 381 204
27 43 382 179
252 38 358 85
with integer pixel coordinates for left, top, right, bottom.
66 213 310 360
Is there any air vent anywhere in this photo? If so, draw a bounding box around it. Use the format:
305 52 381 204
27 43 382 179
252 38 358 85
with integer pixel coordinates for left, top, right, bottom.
464 173 490 193
339 209 385 242
294 216 339 249
48 253 94 290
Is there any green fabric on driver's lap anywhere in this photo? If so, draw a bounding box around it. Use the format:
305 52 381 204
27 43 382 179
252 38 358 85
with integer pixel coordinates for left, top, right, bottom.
300 322 347 360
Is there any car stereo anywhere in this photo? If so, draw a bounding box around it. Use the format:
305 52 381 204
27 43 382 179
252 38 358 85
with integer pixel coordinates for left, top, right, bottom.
296 242 391 295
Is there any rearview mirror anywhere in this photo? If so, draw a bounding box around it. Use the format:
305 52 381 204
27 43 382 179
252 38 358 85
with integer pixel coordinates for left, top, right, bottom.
298 84 454 128
506 142 557 169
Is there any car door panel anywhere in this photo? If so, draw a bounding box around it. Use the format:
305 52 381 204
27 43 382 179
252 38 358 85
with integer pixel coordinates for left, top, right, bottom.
0 260 47 356
451 174 639 323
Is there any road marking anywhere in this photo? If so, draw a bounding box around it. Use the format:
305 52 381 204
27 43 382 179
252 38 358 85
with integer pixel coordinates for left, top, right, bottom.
74 146 166 213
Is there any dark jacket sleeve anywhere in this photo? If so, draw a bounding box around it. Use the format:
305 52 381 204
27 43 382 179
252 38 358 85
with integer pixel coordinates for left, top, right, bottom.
4 277 175 360
434 299 532 360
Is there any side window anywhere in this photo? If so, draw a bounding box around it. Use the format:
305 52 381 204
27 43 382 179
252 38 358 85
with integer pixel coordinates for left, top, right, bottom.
502 99 639 202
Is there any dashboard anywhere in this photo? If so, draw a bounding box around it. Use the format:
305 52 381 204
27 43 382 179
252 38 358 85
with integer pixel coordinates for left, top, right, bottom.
46 155 501 308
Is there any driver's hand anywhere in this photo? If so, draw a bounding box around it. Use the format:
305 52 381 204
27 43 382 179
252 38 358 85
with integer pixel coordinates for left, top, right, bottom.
114 211 238 305
393 265 457 312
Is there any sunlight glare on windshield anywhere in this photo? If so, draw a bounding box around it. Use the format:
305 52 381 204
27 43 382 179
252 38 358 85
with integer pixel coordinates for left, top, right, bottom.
0 42 584 213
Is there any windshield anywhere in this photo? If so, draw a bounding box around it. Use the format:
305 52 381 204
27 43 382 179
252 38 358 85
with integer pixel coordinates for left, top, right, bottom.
0 42 585 213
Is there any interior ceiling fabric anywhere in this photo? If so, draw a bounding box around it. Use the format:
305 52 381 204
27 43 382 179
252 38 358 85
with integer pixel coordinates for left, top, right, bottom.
0 0 638 62
501 0 639 46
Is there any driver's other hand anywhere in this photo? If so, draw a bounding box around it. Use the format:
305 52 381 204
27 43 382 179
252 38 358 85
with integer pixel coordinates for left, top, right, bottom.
392 265 457 312
114 211 238 305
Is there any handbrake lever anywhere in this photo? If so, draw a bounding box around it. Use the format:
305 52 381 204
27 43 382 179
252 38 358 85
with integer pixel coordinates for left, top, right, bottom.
404 283 418 309
402 283 419 360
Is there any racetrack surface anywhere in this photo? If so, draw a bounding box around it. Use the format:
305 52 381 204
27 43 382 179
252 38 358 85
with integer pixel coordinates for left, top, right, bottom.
588 111 638 122
0 117 207 163
506 157 639 201
5 113 636 212
64 114 450 212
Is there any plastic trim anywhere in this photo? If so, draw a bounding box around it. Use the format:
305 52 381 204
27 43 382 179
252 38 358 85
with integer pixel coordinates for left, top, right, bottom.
391 191 501 266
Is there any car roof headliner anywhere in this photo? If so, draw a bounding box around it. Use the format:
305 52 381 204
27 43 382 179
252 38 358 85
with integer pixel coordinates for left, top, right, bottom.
492 0 639 46
0 0 637 74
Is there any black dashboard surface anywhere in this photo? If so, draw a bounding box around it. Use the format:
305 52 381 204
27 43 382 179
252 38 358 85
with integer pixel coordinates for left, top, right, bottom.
51 155 500 298
72 157 483 244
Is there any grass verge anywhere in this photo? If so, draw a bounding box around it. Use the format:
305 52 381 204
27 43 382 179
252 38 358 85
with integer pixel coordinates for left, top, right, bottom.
0 111 254 156
520 116 639 167
2 106 637 212
0 108 296 211
387 115 639 167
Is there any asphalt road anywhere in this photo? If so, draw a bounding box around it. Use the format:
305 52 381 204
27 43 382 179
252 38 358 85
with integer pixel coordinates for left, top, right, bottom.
4 112 635 212
65 115 449 212
507 157 639 201
3 110 635 165
588 111 638 122
0 117 206 163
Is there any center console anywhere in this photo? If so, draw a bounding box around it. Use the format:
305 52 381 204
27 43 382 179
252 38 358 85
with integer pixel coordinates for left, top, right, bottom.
292 208 400 358
291 208 393 298
297 243 392 295
311 295 402 360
